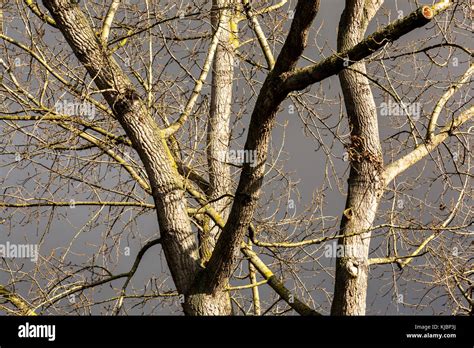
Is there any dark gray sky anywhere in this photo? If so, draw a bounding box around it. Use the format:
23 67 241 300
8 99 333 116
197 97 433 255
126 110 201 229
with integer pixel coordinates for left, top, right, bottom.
0 0 472 315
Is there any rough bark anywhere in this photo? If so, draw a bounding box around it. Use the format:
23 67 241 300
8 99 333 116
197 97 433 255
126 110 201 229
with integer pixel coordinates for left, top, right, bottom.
42 0 232 315
183 290 232 316
200 0 449 296
330 0 384 316
201 0 321 293
187 0 237 315
283 3 451 92
39 0 454 315
203 0 235 264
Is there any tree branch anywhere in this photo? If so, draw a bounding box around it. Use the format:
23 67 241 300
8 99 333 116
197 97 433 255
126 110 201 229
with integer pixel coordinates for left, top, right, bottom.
282 2 452 92
113 237 162 315
0 285 37 315
272 0 320 75
241 245 322 316
426 63 473 140
24 0 57 27
43 0 201 293
382 105 474 185
202 0 320 294
254 0 288 16
0 201 154 208
368 252 428 266
185 183 320 315
242 0 275 70
201 1 451 294
162 13 225 137
101 0 121 44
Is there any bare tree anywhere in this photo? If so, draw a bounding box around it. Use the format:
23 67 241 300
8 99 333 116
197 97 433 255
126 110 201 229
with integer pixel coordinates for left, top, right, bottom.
0 0 471 316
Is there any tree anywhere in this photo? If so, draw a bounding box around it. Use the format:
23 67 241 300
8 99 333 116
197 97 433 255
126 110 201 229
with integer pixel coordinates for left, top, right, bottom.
0 0 471 315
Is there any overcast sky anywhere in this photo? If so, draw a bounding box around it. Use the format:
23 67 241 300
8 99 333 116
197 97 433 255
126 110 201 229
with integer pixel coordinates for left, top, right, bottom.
0 0 472 315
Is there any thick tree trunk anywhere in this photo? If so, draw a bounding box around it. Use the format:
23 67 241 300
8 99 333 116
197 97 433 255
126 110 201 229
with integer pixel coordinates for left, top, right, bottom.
201 0 321 293
40 0 453 316
331 0 384 316
184 290 232 316
203 0 235 265
181 0 237 315
196 0 236 315
42 0 232 315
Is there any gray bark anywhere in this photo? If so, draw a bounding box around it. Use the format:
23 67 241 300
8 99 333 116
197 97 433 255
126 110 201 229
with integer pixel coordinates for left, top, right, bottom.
331 0 384 316
203 0 235 265
201 0 321 293
42 0 231 315
39 0 454 316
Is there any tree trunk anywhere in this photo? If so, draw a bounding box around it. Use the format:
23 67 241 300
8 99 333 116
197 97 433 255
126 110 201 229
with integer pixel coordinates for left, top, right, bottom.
184 0 237 315
331 0 384 316
42 0 233 315
201 0 321 294
184 290 232 316
202 0 235 265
